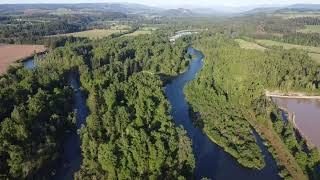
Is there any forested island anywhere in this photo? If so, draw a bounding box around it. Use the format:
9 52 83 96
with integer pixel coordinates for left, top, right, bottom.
0 2 320 180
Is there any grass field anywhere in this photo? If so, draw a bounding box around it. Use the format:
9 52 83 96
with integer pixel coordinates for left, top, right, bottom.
298 25 320 33
122 30 152 37
110 25 131 30
309 53 320 64
0 44 46 74
237 39 320 64
256 39 320 54
141 26 159 31
54 29 124 39
235 39 266 51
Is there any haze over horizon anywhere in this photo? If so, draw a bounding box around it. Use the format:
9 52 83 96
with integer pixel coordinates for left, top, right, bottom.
1 0 320 8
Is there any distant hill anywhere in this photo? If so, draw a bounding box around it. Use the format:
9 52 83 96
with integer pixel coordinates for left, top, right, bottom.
241 4 320 15
0 3 200 17
242 7 282 15
0 3 162 15
161 8 194 17
286 4 320 10
2 3 320 17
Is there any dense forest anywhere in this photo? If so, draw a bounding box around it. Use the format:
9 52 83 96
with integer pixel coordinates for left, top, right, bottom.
0 33 196 179
223 15 320 47
185 33 320 180
0 64 75 178
271 33 320 47
71 35 195 179
0 12 127 44
251 17 320 47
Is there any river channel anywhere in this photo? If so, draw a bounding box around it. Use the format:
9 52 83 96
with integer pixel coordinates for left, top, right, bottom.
22 58 88 180
164 47 280 180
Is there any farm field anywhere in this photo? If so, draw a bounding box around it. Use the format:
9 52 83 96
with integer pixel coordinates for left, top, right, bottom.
53 29 125 39
0 44 46 74
256 39 320 54
235 39 266 51
237 39 320 64
298 25 320 33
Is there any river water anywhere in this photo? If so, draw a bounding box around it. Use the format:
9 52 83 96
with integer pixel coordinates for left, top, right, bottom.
165 47 280 180
23 58 88 180
272 97 320 148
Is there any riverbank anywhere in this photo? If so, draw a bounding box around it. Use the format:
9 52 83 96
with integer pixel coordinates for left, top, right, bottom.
266 90 320 99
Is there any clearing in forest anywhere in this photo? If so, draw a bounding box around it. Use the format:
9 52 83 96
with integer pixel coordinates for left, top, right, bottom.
235 39 266 51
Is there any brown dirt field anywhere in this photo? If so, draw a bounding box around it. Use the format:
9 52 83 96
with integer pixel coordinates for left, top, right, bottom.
0 44 46 74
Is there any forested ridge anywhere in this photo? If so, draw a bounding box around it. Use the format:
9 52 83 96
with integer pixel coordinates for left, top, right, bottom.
185 33 320 180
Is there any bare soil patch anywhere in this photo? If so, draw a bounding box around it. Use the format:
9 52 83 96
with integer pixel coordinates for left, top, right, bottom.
0 44 46 74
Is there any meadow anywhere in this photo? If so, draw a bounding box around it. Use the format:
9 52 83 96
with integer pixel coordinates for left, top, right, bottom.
298 25 320 33
255 39 320 54
122 30 152 36
235 39 266 51
236 39 320 64
52 29 124 39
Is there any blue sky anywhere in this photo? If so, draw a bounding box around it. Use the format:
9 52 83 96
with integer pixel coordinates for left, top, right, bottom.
2 0 320 8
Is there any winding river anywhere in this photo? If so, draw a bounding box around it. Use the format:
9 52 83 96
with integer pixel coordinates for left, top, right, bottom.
165 47 280 180
23 58 88 180
22 47 281 179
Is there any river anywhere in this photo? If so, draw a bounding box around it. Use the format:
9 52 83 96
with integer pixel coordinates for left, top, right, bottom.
164 47 280 180
272 97 320 148
22 58 89 180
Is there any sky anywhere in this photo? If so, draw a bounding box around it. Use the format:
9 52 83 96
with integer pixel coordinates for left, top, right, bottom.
1 0 320 8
